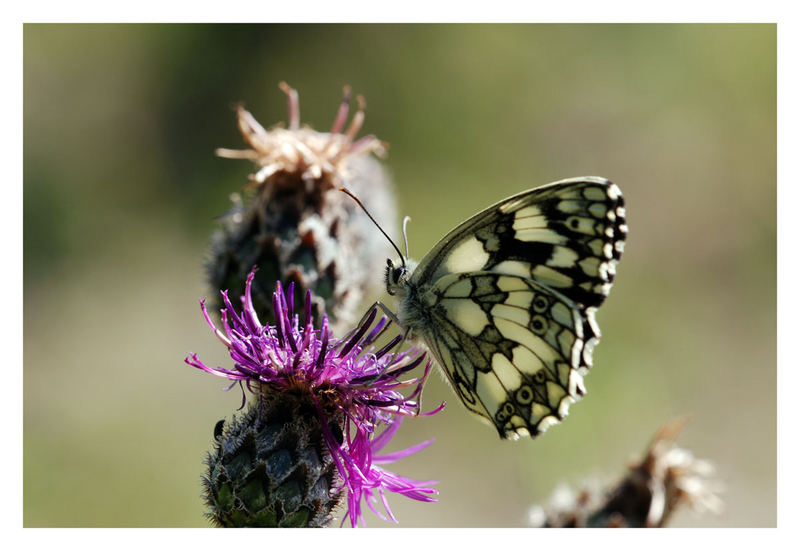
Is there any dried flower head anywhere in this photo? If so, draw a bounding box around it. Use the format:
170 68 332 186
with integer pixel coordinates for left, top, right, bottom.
528 417 723 527
208 83 396 331
187 268 443 527
216 82 387 188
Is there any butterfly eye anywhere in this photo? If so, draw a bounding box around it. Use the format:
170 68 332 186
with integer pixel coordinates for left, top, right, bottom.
386 258 405 283
384 259 404 295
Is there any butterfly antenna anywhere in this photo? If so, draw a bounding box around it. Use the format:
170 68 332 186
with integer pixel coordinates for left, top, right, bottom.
402 216 412 259
339 187 406 268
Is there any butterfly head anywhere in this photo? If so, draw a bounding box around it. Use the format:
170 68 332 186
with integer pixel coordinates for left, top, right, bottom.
385 257 415 296
338 187 417 297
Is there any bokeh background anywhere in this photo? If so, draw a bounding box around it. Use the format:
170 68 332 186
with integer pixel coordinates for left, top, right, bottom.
23 24 775 527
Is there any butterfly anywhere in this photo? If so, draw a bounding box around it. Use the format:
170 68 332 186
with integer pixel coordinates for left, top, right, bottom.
344 177 626 440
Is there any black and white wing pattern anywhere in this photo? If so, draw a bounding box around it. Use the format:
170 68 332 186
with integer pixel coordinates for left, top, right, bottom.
399 177 627 439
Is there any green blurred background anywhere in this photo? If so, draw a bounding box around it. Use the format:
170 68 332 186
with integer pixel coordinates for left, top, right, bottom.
23 24 775 527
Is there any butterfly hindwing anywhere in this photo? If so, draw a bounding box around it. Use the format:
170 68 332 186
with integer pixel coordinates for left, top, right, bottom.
420 271 597 439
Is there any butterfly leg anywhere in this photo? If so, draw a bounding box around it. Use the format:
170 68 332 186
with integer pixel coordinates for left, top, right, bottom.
356 301 405 330
334 301 406 354
394 325 413 353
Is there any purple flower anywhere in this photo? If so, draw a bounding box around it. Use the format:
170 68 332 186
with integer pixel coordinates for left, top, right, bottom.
186 268 444 527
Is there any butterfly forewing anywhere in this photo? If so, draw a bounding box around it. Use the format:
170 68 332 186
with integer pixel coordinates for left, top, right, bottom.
399 177 626 439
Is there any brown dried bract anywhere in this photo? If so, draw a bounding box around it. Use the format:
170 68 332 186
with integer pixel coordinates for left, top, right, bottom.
529 417 723 528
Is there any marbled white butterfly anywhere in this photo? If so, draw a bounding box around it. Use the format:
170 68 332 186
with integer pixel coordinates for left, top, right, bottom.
346 177 626 440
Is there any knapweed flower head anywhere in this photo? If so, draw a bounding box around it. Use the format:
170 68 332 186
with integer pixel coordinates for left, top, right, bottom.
186 268 444 527
208 82 397 331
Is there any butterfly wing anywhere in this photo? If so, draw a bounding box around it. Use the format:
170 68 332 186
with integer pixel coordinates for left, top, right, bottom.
412 177 626 309
419 272 596 439
408 177 626 439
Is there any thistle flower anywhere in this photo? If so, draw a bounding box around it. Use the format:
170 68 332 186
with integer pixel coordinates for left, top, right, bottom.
186 268 443 527
528 418 723 527
208 83 396 331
